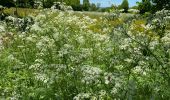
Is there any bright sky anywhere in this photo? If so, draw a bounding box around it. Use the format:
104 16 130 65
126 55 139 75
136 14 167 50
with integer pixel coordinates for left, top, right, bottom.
80 0 141 7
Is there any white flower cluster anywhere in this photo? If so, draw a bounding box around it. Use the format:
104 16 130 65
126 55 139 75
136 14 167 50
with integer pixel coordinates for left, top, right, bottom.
34 73 49 83
0 25 5 33
132 60 149 75
81 65 102 84
73 93 92 100
30 22 41 32
162 32 170 46
36 36 55 50
5 15 34 32
128 9 140 14
51 2 73 11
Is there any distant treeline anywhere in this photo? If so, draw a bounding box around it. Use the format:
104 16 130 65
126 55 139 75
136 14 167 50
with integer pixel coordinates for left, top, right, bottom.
111 0 170 14
0 0 169 13
0 0 80 8
0 0 100 11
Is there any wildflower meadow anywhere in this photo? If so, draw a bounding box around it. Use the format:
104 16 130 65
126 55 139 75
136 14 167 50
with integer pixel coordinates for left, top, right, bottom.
0 4 170 100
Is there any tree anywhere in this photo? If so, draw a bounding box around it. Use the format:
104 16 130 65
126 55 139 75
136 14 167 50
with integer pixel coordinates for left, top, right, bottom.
28 0 35 8
83 0 90 11
66 0 80 6
42 0 80 8
111 4 118 11
0 0 34 8
137 0 152 14
137 0 170 13
72 4 83 11
89 3 97 11
96 3 101 8
0 0 15 7
120 0 129 13
65 0 80 10
151 0 170 11
17 0 32 8
42 0 54 8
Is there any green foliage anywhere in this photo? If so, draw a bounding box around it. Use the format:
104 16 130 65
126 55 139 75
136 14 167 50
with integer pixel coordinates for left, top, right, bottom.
131 6 138 9
0 0 81 9
152 0 170 11
71 4 83 11
42 0 54 8
17 0 34 8
97 7 112 12
0 0 35 8
89 3 97 11
42 0 81 9
83 0 90 11
137 0 152 14
0 0 15 7
67 0 80 6
120 0 129 13
137 0 170 13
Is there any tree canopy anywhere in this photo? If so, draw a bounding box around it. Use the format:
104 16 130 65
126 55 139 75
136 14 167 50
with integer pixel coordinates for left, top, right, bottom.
0 0 15 7
152 0 170 10
0 0 80 8
83 0 90 11
137 0 152 14
121 0 129 13
137 0 170 13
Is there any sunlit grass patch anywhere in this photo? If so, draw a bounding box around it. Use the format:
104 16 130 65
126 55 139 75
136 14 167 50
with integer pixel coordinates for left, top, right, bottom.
89 18 123 34
130 19 146 32
129 19 159 37
3 7 39 17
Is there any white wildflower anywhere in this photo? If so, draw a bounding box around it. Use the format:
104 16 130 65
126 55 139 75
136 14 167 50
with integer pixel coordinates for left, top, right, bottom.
149 40 159 50
29 63 41 70
124 58 133 63
0 25 5 32
34 73 48 83
162 32 170 46
73 93 91 100
31 22 41 31
99 90 106 96
104 72 114 84
81 65 102 84
77 36 85 44
115 65 124 70
111 87 118 94
35 14 46 21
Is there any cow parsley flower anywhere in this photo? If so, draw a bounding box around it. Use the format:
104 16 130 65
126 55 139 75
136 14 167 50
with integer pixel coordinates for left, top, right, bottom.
81 65 102 84
73 93 91 100
31 22 41 31
162 32 170 46
0 25 5 32
34 73 49 83
104 72 114 84
77 36 85 44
